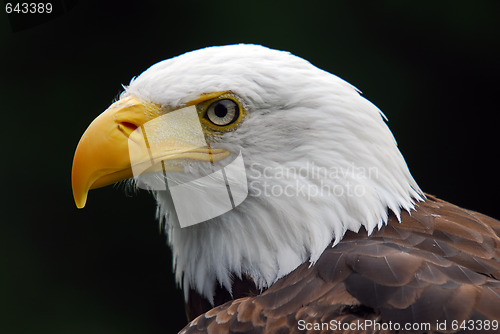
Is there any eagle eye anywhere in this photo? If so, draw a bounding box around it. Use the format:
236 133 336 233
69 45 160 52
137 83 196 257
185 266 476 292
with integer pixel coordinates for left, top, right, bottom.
205 99 240 126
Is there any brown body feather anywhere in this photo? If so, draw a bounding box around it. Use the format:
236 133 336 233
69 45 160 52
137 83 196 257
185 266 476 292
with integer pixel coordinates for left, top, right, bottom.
181 195 500 333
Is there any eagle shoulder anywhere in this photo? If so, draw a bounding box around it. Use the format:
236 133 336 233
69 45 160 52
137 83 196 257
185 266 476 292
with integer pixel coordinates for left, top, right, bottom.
180 195 500 333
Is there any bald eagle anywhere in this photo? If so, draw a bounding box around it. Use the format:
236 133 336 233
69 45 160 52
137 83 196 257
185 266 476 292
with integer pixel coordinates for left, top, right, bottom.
72 45 500 333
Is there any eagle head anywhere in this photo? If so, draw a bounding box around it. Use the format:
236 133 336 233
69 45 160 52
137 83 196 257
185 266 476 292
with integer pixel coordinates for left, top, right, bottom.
72 44 422 303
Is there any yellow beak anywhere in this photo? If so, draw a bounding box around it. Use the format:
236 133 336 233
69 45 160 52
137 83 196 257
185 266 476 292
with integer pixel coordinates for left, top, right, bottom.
72 96 229 209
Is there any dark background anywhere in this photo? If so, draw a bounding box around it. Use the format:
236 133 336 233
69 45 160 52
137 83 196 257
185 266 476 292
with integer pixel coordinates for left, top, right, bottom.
1 1 499 333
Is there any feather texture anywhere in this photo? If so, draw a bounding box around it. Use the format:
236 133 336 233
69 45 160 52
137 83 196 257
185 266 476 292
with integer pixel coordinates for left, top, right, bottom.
181 195 500 333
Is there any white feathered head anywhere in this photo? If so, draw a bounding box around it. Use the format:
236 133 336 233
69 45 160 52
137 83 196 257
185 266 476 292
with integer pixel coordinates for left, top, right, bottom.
72 44 423 303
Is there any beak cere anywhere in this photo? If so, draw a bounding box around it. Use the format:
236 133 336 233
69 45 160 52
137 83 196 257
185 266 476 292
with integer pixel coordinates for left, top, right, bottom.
71 96 230 209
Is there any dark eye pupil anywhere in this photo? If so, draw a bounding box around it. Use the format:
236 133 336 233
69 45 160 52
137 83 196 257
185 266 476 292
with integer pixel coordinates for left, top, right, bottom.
214 103 228 118
205 98 239 126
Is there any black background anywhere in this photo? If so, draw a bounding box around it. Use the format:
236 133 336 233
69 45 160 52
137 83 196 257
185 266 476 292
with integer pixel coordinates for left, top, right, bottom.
1 1 499 333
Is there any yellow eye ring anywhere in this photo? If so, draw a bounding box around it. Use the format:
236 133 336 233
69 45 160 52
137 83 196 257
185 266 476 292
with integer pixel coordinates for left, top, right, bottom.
196 93 245 131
